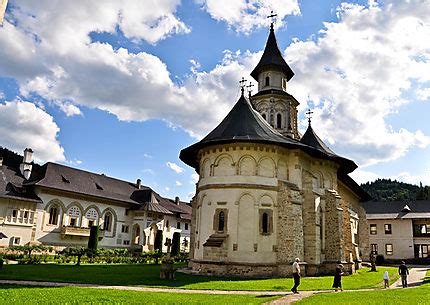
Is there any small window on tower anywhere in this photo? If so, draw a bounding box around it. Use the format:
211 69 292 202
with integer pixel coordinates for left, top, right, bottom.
265 76 270 87
276 113 282 129
262 113 266 120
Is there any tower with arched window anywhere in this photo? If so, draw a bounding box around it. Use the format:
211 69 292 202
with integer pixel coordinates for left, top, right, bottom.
249 24 299 139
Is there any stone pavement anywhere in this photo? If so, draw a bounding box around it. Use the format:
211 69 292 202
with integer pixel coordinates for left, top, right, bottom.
0 266 428 304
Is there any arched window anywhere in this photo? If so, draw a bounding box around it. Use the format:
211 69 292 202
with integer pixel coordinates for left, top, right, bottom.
142 231 146 246
104 212 112 231
265 76 270 86
262 113 266 120
276 113 282 129
68 206 81 227
86 208 98 227
48 205 59 225
262 212 269 234
218 211 225 232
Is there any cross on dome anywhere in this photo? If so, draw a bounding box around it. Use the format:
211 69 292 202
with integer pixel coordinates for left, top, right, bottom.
246 82 254 98
267 11 277 29
239 77 247 94
306 109 314 126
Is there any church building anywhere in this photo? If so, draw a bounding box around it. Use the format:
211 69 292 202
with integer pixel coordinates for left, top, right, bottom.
180 23 371 276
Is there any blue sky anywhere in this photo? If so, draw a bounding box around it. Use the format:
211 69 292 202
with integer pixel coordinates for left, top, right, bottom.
0 0 429 201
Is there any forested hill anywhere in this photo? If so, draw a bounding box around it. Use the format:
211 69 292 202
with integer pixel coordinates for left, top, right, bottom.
361 179 430 202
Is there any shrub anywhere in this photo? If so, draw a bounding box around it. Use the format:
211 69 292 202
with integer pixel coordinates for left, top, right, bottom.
375 254 385 265
171 232 180 256
154 230 163 253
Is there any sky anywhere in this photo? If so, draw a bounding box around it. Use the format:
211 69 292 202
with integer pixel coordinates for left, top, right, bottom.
0 0 429 201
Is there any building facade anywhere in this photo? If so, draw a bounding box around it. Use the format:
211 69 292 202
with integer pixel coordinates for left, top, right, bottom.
364 201 430 261
180 24 370 277
0 148 191 253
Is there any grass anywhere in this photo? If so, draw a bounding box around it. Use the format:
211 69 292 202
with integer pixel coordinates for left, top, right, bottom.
0 264 398 291
0 285 279 304
296 270 430 304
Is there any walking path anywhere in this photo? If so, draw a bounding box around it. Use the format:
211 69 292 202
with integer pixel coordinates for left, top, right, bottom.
269 266 429 304
0 266 428 304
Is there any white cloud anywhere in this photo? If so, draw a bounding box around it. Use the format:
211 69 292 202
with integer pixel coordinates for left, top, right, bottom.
0 100 65 162
175 180 182 186
351 168 430 186
143 153 153 159
191 173 199 184
195 0 300 34
165 186 170 191
0 91 4 99
142 168 155 175
1 0 429 170
285 0 430 167
166 161 184 173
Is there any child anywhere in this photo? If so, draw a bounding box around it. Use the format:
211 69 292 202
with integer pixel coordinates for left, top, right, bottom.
383 271 390 288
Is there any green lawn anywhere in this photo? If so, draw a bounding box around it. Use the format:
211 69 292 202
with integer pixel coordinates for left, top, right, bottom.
0 264 398 291
297 271 430 304
0 285 279 304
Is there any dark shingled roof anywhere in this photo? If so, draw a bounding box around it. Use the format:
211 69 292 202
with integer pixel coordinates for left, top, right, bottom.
250 26 294 82
363 200 430 219
0 164 41 203
180 93 357 174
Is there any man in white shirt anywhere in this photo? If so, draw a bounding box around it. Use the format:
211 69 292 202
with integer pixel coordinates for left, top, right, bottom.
291 258 301 294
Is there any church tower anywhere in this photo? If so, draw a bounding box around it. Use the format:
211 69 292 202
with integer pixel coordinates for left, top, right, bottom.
250 23 300 139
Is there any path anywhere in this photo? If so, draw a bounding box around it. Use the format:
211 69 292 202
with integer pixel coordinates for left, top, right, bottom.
0 266 428 304
389 265 428 288
268 266 429 305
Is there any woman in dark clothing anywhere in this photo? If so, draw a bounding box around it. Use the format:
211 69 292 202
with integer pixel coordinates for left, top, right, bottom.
333 264 344 291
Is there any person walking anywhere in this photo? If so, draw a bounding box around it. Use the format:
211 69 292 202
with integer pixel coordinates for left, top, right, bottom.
291 258 301 294
383 270 390 288
398 261 409 288
332 264 344 291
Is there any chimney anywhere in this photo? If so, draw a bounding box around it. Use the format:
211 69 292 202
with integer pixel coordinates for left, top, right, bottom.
175 196 180 205
136 179 141 189
20 148 33 180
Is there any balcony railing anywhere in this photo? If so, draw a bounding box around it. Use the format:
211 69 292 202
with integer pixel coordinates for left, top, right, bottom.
61 226 105 238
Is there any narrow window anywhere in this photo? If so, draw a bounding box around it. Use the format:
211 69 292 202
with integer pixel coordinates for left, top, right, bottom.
177 222 181 229
385 244 393 255
276 113 282 129
121 225 129 233
49 206 58 225
104 213 112 231
371 244 378 255
142 232 146 246
384 224 392 234
185 223 189 230
88 220 94 227
12 209 18 218
218 211 225 232
69 218 76 227
262 113 266 120
370 224 377 235
262 212 269 234
265 76 270 86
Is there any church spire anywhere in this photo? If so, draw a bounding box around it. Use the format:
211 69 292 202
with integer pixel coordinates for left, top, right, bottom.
250 21 294 82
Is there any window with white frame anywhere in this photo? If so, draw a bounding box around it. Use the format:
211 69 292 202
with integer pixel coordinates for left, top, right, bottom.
86 208 98 227
121 224 129 233
48 205 59 225
385 244 393 255
68 206 81 227
370 224 377 235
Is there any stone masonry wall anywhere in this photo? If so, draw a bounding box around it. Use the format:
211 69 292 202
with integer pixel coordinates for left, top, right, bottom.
276 180 305 275
302 171 320 275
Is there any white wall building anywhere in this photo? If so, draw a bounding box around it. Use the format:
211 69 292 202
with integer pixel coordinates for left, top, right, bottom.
0 148 191 253
364 201 430 260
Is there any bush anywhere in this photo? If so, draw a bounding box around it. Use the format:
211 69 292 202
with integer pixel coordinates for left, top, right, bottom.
375 255 385 265
154 230 163 253
171 233 180 256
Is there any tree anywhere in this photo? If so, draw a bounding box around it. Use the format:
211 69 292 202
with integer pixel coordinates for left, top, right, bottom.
60 247 87 266
87 225 99 259
154 230 163 253
171 232 180 256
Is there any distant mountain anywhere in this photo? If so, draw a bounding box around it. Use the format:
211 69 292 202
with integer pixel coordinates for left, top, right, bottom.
361 178 430 202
